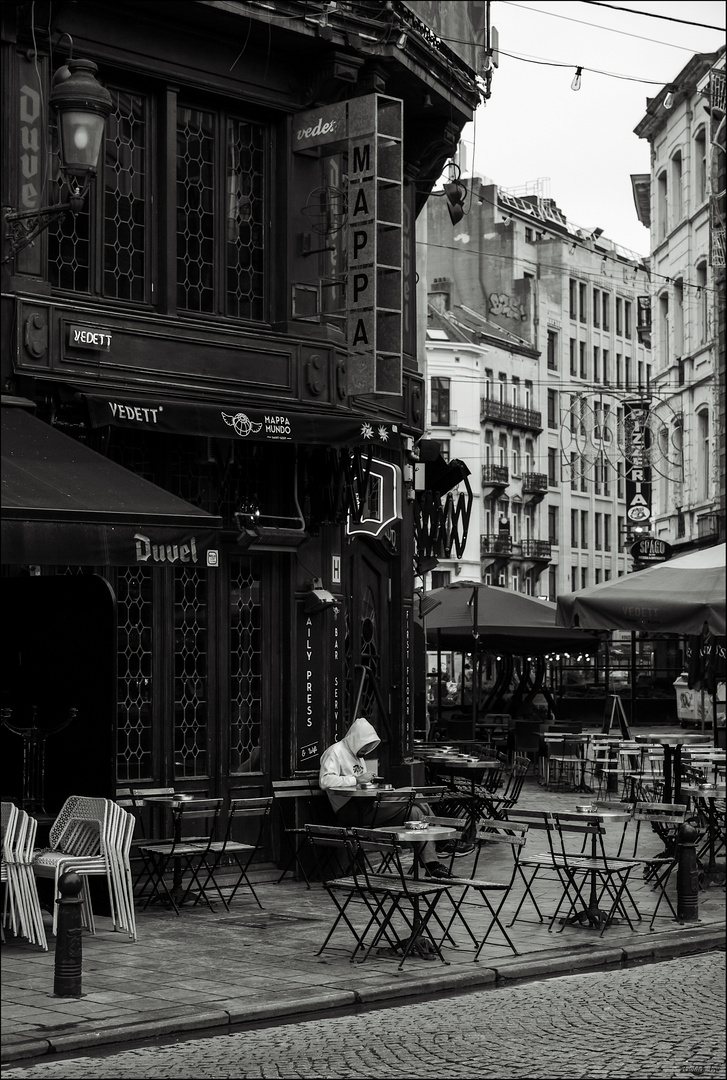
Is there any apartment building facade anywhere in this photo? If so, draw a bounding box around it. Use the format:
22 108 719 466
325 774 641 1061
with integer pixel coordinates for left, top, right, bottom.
632 46 726 550
422 178 653 601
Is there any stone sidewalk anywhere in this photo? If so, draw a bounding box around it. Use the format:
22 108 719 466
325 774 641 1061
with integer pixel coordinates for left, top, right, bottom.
3 775 725 1066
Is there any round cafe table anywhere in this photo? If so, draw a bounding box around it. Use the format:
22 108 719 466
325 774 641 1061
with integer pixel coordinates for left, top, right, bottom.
635 732 712 805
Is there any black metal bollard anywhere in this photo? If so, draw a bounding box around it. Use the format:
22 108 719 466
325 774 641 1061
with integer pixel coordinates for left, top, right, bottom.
676 822 700 923
54 871 84 997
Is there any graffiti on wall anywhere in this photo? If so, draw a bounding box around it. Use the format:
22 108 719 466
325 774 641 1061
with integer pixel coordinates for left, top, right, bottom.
489 293 527 321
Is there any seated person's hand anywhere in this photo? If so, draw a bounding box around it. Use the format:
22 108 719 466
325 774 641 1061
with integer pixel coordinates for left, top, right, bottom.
355 770 377 786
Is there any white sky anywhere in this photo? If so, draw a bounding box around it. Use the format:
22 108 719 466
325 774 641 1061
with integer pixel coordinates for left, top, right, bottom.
457 0 726 255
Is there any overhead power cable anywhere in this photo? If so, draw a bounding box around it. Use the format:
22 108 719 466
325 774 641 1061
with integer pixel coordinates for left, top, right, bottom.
581 1 726 33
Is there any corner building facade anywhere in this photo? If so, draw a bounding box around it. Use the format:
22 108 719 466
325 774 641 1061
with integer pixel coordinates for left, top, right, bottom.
0 1 485 856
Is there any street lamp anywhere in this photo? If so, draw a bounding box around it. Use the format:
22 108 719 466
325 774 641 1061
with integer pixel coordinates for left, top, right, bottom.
3 56 112 263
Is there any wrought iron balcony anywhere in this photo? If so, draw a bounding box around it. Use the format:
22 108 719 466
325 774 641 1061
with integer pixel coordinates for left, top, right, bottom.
519 539 552 561
521 472 548 495
481 533 513 557
480 397 542 432
481 464 509 489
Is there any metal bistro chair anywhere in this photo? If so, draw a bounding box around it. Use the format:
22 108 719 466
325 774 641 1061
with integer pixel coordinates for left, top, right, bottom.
304 824 401 961
547 812 640 937
435 817 527 959
478 755 531 821
193 796 273 909
272 779 324 888
137 798 224 915
616 801 688 929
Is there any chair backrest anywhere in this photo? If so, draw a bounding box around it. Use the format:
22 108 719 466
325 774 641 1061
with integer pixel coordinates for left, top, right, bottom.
475 817 528 852
412 786 448 801
49 796 110 851
223 796 273 843
505 808 552 833
633 801 687 826
349 827 409 889
271 779 321 831
172 798 223 848
549 812 606 861
500 755 530 807
304 823 354 880
370 789 415 821
2 801 19 867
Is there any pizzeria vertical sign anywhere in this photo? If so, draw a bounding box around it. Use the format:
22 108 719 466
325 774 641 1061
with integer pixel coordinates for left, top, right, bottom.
293 95 403 396
623 399 652 526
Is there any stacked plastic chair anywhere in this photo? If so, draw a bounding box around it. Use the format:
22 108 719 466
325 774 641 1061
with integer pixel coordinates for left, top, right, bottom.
33 796 136 941
2 802 48 949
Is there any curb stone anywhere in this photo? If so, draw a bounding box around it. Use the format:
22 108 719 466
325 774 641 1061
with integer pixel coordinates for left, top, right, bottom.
1 926 724 1065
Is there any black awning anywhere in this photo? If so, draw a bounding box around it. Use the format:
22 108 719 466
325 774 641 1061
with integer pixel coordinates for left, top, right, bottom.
1 404 222 566
83 393 402 449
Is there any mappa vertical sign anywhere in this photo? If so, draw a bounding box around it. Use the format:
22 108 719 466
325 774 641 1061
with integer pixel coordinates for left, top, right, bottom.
293 95 403 396
623 399 652 525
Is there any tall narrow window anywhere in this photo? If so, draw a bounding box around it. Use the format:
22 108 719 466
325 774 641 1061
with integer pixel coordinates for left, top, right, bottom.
593 288 600 327
603 348 610 385
697 264 708 343
695 127 707 204
547 389 558 429
602 293 610 331
579 282 587 323
569 279 578 320
580 510 588 549
659 294 670 366
698 410 710 501
547 329 558 370
657 171 668 239
672 151 683 222
571 509 578 548
593 346 600 383
624 300 632 340
616 297 623 336
570 338 577 376
548 505 558 544
548 447 557 486
430 377 451 425
579 341 587 379
674 280 684 357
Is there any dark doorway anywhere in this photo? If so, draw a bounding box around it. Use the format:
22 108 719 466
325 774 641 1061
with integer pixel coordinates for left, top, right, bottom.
2 574 116 816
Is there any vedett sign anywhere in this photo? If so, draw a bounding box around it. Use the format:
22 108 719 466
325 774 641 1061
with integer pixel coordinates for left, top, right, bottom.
293 102 347 151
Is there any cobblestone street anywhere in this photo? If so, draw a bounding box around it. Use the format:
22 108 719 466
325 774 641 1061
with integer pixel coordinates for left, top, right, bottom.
3 951 724 1080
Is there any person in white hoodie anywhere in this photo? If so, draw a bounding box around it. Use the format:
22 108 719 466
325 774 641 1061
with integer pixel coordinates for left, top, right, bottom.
318 717 451 878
